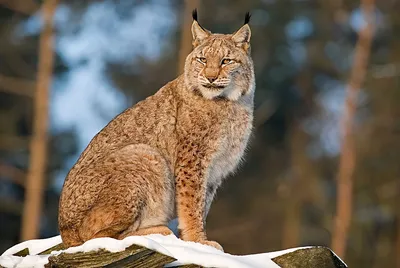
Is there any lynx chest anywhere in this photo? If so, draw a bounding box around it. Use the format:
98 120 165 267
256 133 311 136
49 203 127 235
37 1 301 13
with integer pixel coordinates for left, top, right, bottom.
207 105 253 184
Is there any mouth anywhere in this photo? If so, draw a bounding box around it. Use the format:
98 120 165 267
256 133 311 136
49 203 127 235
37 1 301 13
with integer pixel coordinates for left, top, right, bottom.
202 84 225 90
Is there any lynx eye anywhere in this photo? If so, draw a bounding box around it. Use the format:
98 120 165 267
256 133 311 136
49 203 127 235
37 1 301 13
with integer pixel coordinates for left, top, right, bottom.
221 58 232 65
197 57 207 64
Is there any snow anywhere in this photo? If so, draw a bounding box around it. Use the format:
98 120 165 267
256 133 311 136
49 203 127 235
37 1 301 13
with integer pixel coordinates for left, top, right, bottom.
0 234 314 268
329 250 345 267
1 236 61 256
0 255 49 268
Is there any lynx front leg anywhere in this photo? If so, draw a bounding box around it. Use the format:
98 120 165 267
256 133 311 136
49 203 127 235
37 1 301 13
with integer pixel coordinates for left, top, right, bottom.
175 142 223 251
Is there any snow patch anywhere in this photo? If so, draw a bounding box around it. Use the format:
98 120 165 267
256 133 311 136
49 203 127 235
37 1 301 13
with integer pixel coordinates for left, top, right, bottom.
0 234 320 268
1 236 62 256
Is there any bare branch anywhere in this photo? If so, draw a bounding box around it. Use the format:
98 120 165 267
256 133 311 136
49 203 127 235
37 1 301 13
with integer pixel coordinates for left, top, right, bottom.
0 135 30 150
0 74 35 97
0 0 39 15
0 197 23 215
0 163 26 187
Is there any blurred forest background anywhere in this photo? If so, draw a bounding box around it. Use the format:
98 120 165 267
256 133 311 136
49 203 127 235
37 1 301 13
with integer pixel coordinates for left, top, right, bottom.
0 0 399 267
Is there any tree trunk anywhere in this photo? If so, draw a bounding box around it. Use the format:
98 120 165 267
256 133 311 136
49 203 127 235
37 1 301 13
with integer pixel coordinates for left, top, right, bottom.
397 183 400 268
282 122 303 248
21 0 58 241
331 0 374 258
177 0 200 74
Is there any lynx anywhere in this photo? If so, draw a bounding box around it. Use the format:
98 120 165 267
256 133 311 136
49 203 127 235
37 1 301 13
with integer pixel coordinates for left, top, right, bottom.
58 10 255 251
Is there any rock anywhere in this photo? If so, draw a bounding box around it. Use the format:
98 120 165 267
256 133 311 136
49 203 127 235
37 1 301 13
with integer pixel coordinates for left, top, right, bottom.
4 241 347 268
272 247 347 268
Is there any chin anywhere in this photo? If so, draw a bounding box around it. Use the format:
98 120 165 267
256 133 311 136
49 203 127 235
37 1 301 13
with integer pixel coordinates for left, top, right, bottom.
198 86 224 100
198 85 244 101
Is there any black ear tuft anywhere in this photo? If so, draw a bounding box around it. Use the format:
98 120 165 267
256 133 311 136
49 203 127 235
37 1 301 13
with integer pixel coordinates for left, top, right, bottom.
244 12 251 25
192 9 198 21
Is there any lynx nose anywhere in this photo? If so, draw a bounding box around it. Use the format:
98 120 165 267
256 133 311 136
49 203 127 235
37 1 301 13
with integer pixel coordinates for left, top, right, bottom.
206 76 217 83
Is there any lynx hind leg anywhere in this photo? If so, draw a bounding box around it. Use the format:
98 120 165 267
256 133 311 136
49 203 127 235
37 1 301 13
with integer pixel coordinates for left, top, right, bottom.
76 144 174 244
59 226 83 247
118 225 173 239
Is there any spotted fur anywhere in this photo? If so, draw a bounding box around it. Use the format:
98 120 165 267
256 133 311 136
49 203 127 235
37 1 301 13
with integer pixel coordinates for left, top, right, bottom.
58 12 255 251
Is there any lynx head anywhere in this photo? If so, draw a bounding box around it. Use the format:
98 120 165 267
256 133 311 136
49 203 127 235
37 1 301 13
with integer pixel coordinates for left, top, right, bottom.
184 10 255 101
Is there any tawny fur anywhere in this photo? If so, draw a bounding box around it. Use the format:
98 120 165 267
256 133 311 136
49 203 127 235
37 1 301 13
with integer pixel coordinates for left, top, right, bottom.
58 15 255 251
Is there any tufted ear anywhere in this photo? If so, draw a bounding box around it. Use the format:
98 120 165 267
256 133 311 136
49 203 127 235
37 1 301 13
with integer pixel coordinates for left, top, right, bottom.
232 12 251 51
232 24 251 50
191 9 210 47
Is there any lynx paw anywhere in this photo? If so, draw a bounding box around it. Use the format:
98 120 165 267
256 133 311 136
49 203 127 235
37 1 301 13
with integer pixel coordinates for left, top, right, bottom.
199 240 224 252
